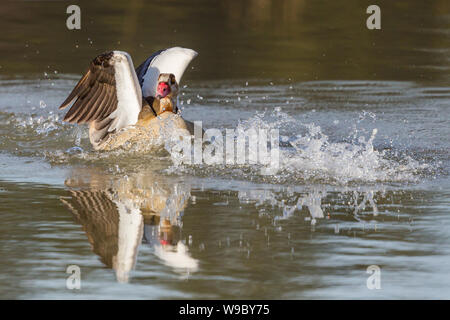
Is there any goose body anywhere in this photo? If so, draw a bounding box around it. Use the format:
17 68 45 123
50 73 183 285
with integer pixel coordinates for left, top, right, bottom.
59 47 198 151
96 112 194 151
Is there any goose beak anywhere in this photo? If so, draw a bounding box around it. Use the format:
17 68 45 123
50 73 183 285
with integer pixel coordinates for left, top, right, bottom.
156 82 170 99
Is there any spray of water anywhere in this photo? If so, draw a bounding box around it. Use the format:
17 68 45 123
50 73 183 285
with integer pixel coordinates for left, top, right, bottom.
164 108 431 185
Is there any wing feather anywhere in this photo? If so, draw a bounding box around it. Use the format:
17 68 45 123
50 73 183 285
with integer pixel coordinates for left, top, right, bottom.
59 51 142 149
72 81 103 123
59 71 91 109
96 86 115 121
137 47 198 98
83 85 108 122
62 79 98 122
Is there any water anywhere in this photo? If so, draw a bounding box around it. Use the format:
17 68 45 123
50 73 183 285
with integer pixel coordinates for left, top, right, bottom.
0 0 449 299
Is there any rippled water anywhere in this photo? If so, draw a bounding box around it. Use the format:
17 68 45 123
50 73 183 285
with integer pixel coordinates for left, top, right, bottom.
0 0 449 299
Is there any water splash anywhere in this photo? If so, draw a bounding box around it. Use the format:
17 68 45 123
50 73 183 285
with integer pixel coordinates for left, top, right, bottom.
165 108 432 185
0 88 435 185
238 186 385 225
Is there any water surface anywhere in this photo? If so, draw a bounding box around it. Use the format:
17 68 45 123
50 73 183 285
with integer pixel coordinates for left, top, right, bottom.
0 0 449 299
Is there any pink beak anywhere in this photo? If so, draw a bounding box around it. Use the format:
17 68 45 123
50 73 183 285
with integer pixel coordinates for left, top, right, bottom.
156 82 170 99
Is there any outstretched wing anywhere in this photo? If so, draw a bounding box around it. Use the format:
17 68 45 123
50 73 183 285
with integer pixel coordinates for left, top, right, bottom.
59 51 142 148
135 47 198 98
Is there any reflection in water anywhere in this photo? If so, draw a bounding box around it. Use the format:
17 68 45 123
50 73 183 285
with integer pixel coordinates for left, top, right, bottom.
60 166 386 284
239 187 380 224
60 169 198 283
351 190 379 217
298 190 326 220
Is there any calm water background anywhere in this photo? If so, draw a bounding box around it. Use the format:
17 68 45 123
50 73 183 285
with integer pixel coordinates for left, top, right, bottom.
0 0 449 299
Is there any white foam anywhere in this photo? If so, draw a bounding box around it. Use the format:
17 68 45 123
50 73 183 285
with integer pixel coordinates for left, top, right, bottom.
165 108 431 185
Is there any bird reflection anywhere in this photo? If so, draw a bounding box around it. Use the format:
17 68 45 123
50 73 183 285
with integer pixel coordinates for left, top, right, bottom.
60 168 198 283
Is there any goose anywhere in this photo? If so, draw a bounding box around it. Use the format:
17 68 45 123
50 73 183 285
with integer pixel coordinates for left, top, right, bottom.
58 47 198 151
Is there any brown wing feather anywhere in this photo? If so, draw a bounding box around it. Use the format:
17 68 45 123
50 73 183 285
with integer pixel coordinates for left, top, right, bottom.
59 51 118 125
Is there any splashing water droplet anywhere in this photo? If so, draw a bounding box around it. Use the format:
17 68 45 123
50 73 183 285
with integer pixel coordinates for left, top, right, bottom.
65 146 84 154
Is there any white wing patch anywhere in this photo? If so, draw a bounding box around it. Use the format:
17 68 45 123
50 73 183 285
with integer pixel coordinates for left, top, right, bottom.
142 47 198 98
109 51 142 132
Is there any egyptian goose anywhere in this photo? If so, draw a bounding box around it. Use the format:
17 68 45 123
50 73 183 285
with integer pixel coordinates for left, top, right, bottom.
58 47 198 151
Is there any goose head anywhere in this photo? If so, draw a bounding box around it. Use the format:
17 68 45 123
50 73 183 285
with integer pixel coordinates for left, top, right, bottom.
156 73 179 114
156 73 179 100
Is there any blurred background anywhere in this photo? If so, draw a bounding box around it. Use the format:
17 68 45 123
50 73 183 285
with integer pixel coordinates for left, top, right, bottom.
1 0 449 82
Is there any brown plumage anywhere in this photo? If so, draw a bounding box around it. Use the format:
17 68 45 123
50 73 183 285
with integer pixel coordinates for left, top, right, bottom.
59 52 124 147
59 49 198 151
59 52 118 124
